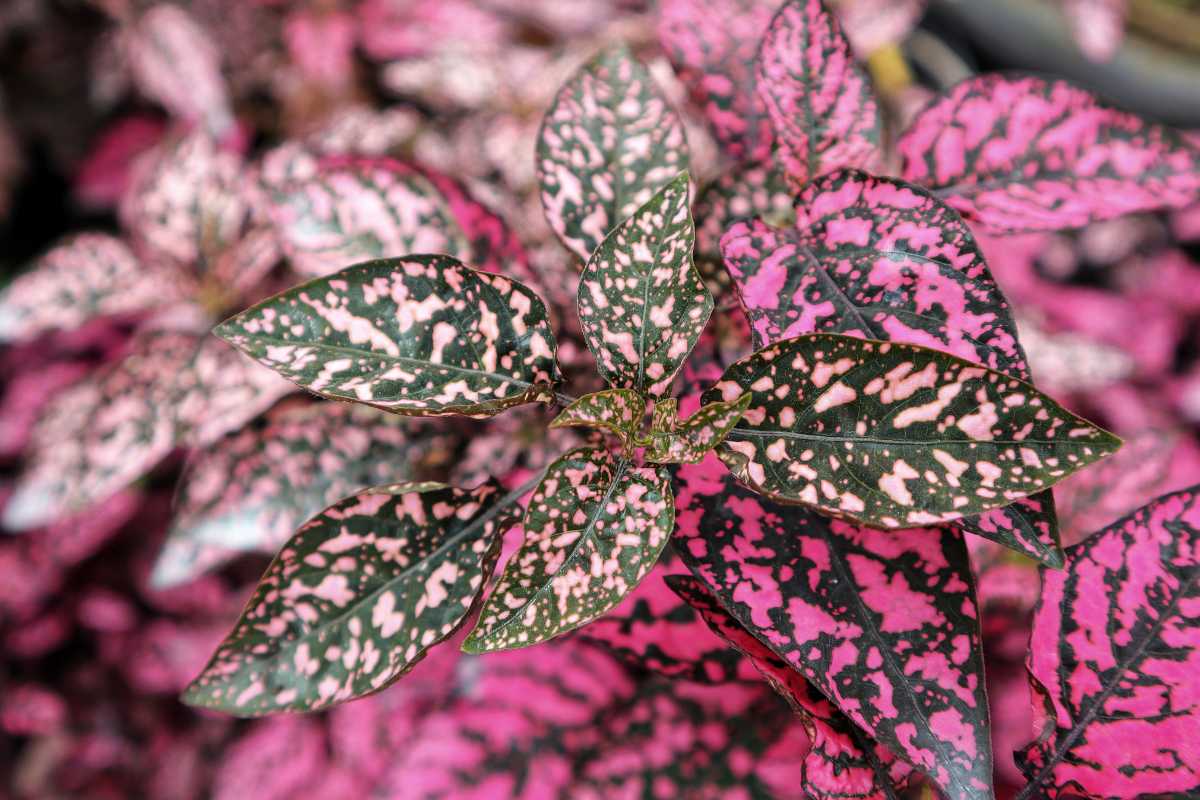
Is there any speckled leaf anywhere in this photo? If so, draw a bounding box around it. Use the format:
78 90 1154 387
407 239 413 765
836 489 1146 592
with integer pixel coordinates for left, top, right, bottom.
756 0 882 187
897 74 1200 233
651 397 679 431
464 445 674 652
578 173 713 397
0 233 181 342
674 455 993 800
215 255 562 417
668 573 910 800
721 169 1062 564
537 44 690 261
549 389 645 444
694 163 795 293
646 394 751 464
657 0 777 162
151 403 457 588
1017 485 1200 799
182 481 517 715
709 333 1120 528
264 156 470 279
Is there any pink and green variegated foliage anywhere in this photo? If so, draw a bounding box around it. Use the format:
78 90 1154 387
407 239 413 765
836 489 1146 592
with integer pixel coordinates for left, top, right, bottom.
152 403 457 588
708 333 1119 528
549 388 645 445
464 445 674 652
645 393 752 464
668 574 913 800
756 0 882 188
183 482 518 716
1017 485 1200 799
695 162 795 290
720 169 1063 564
673 455 993 800
898 74 1200 233
578 173 713 397
216 255 562 417
536 44 690 261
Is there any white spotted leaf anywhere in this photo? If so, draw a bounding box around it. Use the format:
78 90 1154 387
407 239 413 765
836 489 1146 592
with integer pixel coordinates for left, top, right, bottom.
215 255 563 418
181 481 518 716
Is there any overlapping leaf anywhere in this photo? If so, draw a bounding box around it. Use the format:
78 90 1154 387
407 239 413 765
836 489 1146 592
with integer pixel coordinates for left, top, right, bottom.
215 255 562 417
756 0 882 187
645 394 751 464
709 333 1120 528
537 45 689 261
695 163 795 292
182 482 517 715
721 169 1062 563
151 403 457 588
464 445 673 652
578 173 713 397
668 574 911 800
550 389 645 444
897 74 1200 233
1018 485 1200 799
674 455 993 800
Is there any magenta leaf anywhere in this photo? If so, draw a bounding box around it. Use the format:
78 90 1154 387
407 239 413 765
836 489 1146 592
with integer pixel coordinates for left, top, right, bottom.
674 455 993 800
215 255 562 418
1018 485 1200 799
464 445 674 652
897 74 1200 233
756 0 882 187
578 172 713 397
537 44 690 261
645 393 751 464
183 481 517 715
549 388 646 445
668 574 911 800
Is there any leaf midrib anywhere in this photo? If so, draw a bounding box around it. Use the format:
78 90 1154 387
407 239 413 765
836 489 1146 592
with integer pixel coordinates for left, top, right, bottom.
726 428 1101 449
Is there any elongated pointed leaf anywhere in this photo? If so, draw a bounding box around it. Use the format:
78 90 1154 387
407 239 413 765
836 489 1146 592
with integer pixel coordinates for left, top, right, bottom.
721 169 1062 564
1018 485 1200 799
0 234 181 342
709 333 1120 528
182 481 517 715
549 389 645 443
464 445 673 652
668 574 911 800
756 0 882 187
898 74 1200 233
578 173 713 397
215 255 562 417
646 394 751 464
674 456 993 800
537 45 689 261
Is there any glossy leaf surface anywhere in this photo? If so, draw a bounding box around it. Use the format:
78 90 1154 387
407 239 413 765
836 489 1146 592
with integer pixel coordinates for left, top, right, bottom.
549 389 645 444
645 394 751 464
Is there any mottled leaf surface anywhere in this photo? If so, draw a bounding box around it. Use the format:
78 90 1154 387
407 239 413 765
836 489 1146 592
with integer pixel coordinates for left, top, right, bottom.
710 333 1119 528
550 389 645 444
898 74 1200 233
183 482 517 715
646 394 751 464
694 163 795 292
578 173 712 397
1018 485 1200 799
674 455 993 800
668 574 910 800
465 446 673 652
756 0 882 186
216 255 562 417
537 45 689 261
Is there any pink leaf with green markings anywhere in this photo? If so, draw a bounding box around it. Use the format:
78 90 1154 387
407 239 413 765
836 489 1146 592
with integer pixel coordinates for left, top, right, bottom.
721 169 1062 564
464 445 674 652
668 573 912 800
708 333 1120 528
182 481 518 715
215 255 562 418
695 162 795 293
537 44 690 261
756 0 882 187
1018 485 1200 799
578 172 713 398
645 393 751 464
898 74 1200 233
674 454 993 800
549 389 646 444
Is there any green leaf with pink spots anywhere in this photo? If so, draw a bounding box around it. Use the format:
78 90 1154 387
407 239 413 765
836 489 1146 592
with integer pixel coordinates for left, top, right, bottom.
537 44 690 261
645 393 751 464
215 254 563 418
181 480 518 716
549 388 645 445
463 445 674 653
709 333 1120 528
578 172 713 398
